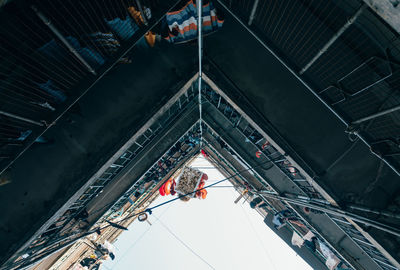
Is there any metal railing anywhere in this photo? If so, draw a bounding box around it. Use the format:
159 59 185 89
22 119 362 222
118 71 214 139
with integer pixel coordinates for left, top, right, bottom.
3 82 197 270
201 79 399 270
202 123 350 269
97 121 203 223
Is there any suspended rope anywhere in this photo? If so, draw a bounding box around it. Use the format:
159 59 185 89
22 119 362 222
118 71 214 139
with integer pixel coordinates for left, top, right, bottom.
88 159 273 232
158 219 216 270
197 0 203 148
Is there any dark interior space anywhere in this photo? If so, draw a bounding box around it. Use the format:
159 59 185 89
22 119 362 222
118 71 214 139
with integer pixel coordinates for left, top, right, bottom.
1 0 400 269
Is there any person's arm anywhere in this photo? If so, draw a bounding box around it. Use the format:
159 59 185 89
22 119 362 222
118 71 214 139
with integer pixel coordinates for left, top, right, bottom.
277 223 286 230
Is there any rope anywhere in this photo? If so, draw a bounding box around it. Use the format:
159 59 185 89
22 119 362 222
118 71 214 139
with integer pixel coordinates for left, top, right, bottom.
158 219 216 270
238 203 278 270
197 0 203 148
110 205 172 268
96 159 273 230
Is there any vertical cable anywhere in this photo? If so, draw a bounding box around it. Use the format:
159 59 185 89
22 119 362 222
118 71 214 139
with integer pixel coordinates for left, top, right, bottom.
197 0 203 148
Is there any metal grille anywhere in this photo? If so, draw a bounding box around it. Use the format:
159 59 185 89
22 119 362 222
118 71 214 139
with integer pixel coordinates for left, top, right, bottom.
219 0 400 175
0 0 180 175
329 216 398 270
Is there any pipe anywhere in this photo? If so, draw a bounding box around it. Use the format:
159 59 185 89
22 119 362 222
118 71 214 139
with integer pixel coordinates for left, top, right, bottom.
299 5 365 75
284 192 400 219
32 5 97 75
216 0 400 177
0 110 44 127
258 191 400 237
352 104 400 124
248 0 259 26
347 204 400 219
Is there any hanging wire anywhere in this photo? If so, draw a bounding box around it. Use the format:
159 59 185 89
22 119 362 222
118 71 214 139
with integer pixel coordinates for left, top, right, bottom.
0 43 75 90
262 0 279 34
5 11 85 83
100 158 274 227
197 0 203 148
158 218 216 270
256 0 269 28
40 0 106 75
280 0 317 51
273 0 299 45
285 0 325 57
293 5 338 64
0 67 56 100
45 0 106 60
20 7 91 77
269 0 288 39
0 92 48 113
0 82 47 105
238 203 278 270
308 28 366 78
110 204 173 268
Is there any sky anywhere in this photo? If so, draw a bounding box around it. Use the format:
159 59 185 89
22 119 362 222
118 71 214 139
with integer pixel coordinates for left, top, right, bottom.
103 156 312 270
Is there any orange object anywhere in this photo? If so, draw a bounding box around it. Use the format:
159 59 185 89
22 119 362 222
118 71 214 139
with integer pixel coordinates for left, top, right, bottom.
144 31 156 47
201 173 208 181
128 6 145 26
201 189 207 199
261 141 269 150
164 179 173 195
195 190 202 198
255 151 261 158
159 185 166 196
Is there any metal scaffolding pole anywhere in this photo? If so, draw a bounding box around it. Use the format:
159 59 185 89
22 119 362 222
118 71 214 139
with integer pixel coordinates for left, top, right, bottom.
299 5 365 75
197 0 203 147
32 5 97 75
283 191 400 219
258 190 400 237
248 0 259 26
0 110 45 127
352 104 400 124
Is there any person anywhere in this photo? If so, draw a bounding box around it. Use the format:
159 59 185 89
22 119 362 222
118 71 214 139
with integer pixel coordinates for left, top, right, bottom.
73 209 90 229
94 243 110 259
80 257 96 267
273 209 305 229
272 212 286 230
249 197 268 209
303 236 318 252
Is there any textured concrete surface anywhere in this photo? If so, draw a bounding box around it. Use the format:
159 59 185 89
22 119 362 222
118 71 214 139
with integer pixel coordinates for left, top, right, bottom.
0 41 197 263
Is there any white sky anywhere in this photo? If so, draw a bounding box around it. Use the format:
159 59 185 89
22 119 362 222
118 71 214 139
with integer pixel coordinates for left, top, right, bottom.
103 156 312 270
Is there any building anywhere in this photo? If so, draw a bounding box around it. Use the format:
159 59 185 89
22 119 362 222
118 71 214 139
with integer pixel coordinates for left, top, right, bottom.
1 0 400 269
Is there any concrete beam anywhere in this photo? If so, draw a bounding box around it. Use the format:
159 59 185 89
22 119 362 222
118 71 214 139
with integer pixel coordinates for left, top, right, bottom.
203 73 338 206
86 105 200 222
1 74 199 267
